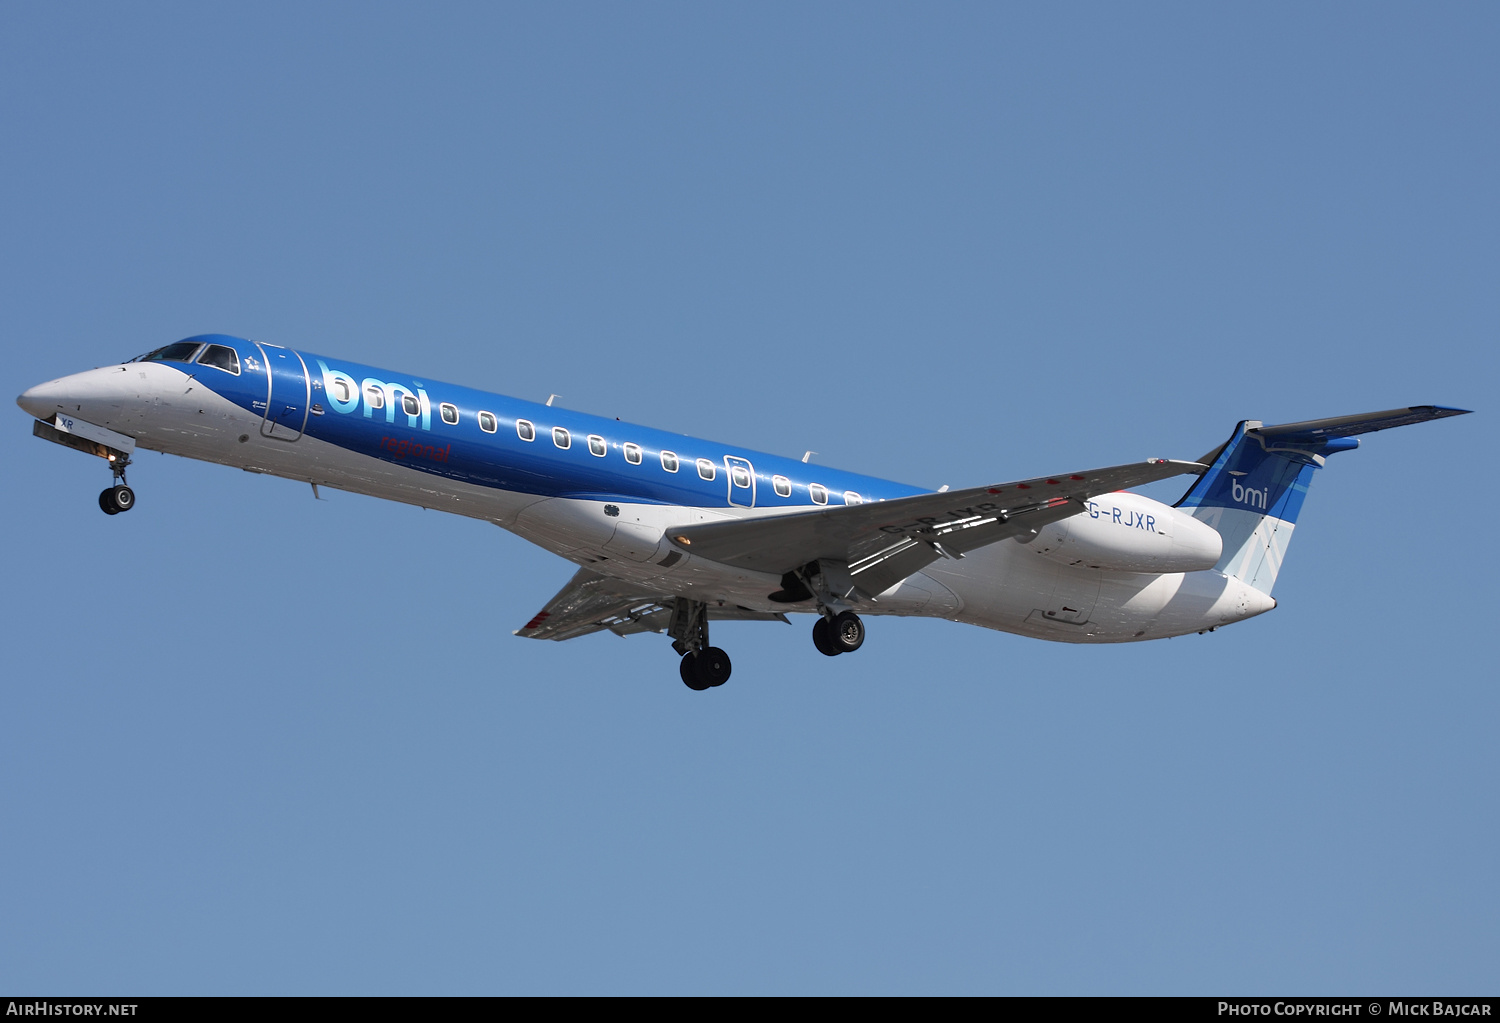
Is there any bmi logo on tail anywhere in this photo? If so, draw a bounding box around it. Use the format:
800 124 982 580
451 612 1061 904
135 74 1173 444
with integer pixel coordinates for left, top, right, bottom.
1230 477 1269 510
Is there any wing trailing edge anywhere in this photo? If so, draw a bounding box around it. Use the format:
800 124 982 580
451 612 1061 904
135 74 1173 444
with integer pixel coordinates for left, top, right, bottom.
514 568 789 642
667 458 1207 598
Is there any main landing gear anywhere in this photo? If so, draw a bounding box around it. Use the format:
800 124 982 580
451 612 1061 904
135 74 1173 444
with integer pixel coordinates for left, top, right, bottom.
812 610 865 657
679 646 732 691
98 454 135 515
664 596 867 691
779 562 868 659
669 598 732 691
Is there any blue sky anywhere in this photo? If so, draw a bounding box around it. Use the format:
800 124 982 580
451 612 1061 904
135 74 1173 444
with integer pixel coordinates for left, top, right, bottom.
1 2 1494 994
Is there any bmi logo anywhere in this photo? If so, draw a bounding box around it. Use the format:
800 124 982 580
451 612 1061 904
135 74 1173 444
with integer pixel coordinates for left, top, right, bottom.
1231 478 1270 510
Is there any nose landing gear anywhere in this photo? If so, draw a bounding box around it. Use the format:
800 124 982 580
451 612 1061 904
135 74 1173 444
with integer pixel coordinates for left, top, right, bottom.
98 453 135 515
98 485 135 515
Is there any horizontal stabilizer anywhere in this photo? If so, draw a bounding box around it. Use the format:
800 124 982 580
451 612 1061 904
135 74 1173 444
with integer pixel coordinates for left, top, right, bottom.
1178 404 1471 595
1255 405 1470 443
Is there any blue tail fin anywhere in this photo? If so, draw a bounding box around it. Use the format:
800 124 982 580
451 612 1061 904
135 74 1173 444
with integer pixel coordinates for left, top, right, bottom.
1176 406 1470 594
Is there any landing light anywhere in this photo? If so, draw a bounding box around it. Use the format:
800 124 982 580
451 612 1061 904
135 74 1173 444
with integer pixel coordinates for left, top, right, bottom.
675 536 692 545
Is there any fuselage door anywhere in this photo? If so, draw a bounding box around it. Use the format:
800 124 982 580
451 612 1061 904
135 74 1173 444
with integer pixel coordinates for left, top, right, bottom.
254 342 311 441
725 456 755 507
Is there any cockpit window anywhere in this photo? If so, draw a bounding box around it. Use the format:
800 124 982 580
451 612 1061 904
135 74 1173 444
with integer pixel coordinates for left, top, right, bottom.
137 342 204 364
194 344 240 375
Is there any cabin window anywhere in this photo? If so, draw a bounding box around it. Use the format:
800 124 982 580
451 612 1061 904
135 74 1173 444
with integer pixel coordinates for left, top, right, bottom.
553 427 571 449
587 435 606 457
440 403 459 425
623 443 642 465
772 475 792 498
516 419 535 442
478 411 497 433
810 484 828 505
696 458 717 481
730 464 751 489
843 491 863 506
660 450 679 473
366 385 385 409
401 393 420 417
195 344 240 375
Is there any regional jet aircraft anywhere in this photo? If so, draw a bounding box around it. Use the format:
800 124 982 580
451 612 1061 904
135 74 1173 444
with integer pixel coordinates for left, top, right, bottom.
17 336 1470 689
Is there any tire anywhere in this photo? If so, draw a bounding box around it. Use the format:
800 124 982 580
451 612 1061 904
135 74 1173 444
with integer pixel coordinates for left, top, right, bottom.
99 489 119 515
812 617 842 657
697 647 732 687
832 611 865 653
679 653 711 691
111 485 135 512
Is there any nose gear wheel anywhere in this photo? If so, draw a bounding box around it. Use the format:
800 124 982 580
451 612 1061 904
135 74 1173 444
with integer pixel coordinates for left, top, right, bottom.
99 485 135 515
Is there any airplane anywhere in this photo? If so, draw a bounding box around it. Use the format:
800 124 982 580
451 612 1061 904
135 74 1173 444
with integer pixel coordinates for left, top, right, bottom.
17 334 1470 690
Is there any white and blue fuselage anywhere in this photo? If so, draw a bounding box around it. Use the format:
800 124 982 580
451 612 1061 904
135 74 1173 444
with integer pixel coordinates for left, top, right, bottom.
18 334 1469 685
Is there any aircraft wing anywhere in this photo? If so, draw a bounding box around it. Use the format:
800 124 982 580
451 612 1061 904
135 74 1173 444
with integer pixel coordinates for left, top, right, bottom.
514 568 789 642
667 458 1207 598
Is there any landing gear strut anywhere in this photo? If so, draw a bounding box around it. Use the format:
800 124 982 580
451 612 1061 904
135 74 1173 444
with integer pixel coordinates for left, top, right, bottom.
812 610 865 656
98 455 135 515
669 598 732 691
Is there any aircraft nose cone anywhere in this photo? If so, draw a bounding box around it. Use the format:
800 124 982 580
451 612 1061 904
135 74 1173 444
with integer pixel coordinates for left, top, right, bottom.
17 379 64 420
17 365 130 421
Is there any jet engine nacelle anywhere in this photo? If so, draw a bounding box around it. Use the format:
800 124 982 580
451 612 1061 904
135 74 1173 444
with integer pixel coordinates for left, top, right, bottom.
1020 491 1222 574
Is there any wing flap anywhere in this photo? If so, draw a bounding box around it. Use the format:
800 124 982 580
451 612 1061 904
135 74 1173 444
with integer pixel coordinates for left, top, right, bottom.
668 459 1206 594
515 568 789 642
513 569 669 641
